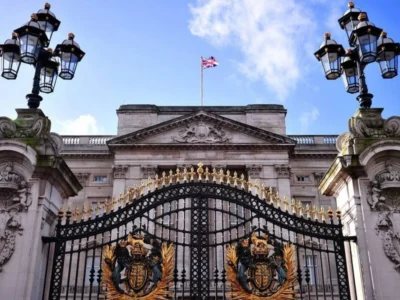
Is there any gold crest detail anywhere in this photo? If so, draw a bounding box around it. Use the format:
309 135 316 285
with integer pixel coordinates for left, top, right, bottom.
102 233 175 299
226 232 298 299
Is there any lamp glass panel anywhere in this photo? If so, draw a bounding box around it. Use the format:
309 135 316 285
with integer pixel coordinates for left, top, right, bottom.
342 66 359 93
379 53 398 78
19 34 40 63
38 21 54 33
345 20 359 39
1 51 21 79
40 66 57 93
60 52 79 79
358 34 377 63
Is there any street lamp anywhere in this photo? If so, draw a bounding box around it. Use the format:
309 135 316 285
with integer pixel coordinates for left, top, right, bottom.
0 3 85 109
314 2 400 108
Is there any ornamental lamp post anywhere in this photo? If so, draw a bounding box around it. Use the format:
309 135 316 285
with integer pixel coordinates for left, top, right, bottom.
0 3 85 109
314 2 400 108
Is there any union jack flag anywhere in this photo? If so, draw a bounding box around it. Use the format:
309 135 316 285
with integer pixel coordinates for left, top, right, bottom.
201 56 219 69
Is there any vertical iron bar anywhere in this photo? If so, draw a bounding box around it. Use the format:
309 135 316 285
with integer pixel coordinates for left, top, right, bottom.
80 236 90 300
88 240 96 299
214 198 219 298
326 239 335 299
72 238 82 299
347 239 358 299
318 237 327 299
65 240 74 299
96 234 104 300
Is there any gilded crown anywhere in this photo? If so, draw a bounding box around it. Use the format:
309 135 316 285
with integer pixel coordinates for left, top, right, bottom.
127 233 148 256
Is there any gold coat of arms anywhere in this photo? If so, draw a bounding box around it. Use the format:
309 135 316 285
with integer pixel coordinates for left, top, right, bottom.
226 232 298 299
102 233 175 300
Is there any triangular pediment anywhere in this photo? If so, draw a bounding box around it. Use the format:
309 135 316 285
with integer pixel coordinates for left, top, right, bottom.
108 111 295 148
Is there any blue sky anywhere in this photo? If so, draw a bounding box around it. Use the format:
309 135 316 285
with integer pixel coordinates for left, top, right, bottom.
1 0 399 135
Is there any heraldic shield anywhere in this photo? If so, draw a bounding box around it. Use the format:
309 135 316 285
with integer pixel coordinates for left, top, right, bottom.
226 232 298 299
102 233 175 300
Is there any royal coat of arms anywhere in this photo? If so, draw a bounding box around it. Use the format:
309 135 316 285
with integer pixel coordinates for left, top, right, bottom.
102 233 175 300
226 232 298 299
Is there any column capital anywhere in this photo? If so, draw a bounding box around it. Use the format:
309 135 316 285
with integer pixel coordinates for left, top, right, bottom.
275 164 291 179
112 165 129 179
141 165 158 178
246 164 263 178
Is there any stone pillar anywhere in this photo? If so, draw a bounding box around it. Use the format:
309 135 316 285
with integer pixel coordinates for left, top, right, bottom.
319 108 400 300
274 164 291 198
111 164 129 198
0 109 81 300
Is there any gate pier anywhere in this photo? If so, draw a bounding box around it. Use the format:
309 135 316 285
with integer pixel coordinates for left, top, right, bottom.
320 108 400 300
0 109 81 299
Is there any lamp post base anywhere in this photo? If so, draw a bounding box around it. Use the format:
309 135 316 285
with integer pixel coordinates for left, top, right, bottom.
26 93 43 109
357 93 373 108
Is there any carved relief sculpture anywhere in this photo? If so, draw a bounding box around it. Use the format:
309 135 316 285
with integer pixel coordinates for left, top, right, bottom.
172 122 231 143
0 162 31 271
368 161 400 273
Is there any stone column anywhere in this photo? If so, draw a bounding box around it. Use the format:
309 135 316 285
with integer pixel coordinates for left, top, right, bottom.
111 164 129 199
0 109 81 300
274 164 291 198
320 108 400 300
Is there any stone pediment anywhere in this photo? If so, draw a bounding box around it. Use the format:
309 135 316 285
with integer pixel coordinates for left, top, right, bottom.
107 111 295 148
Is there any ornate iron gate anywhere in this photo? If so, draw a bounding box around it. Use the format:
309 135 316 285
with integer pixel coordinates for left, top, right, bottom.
43 165 355 299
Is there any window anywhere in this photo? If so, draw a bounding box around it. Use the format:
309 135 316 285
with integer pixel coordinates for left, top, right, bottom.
296 175 310 182
93 176 107 182
303 255 318 284
85 256 101 285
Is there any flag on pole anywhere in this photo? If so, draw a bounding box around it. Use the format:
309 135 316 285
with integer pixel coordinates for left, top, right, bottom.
200 56 218 106
201 56 219 69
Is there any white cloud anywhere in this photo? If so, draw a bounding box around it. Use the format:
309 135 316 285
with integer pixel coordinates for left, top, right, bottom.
53 115 104 135
299 107 320 133
188 0 344 101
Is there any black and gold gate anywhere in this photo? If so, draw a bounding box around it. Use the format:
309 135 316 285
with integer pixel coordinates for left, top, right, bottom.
42 165 356 299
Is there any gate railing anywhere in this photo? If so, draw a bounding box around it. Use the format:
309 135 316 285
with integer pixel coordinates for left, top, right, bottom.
42 162 356 300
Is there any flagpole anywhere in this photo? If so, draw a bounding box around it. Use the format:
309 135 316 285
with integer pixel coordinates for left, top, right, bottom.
200 56 203 106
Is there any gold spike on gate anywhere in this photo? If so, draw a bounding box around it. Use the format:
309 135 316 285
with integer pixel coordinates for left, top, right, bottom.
96 202 101 217
282 196 288 211
233 172 238 187
297 201 303 217
219 169 224 184
306 204 311 219
204 167 210 182
88 203 93 219
327 207 334 219
240 174 245 190
320 207 326 222
161 171 167 187
197 163 204 182
269 187 274 206
225 170 229 185
183 167 188 182
140 180 146 195
212 168 217 183
261 183 266 200
73 207 80 222
190 167 196 182
154 175 159 189
175 167 181 183
169 170 174 184
312 205 318 221
147 177 153 193
291 198 297 215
